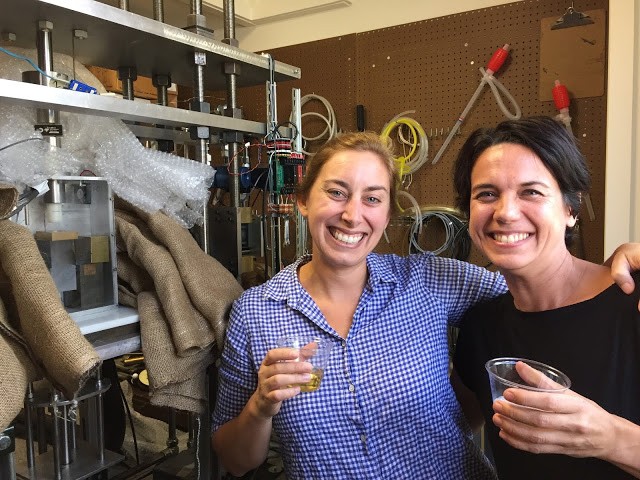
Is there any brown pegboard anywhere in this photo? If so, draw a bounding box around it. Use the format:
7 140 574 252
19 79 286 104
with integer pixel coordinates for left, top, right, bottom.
233 0 608 265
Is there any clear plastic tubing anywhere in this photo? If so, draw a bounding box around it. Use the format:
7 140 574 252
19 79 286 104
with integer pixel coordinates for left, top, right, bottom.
431 44 511 165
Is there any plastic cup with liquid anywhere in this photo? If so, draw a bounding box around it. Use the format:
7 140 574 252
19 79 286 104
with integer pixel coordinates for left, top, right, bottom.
485 357 571 403
276 335 333 393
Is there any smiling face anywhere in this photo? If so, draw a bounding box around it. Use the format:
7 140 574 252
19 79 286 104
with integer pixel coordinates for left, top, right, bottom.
469 143 577 275
297 149 392 272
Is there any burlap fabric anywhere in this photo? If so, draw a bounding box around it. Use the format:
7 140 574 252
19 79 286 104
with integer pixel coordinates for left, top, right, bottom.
0 220 101 429
116 212 214 356
128 206 241 350
0 184 18 218
138 292 211 413
115 204 243 413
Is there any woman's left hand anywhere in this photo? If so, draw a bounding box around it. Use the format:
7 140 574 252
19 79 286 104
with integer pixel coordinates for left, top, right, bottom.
492 386 614 459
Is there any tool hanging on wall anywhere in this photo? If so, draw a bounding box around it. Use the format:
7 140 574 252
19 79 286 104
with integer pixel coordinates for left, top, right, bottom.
551 2 594 30
552 79 595 221
431 44 521 165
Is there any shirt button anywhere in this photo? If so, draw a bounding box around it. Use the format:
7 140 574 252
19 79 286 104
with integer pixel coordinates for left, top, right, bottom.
360 434 366 444
348 384 355 392
341 341 346 347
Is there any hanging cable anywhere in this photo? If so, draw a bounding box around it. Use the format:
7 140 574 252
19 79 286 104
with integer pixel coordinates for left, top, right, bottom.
432 44 521 165
380 111 429 178
407 206 471 260
397 190 423 239
0 46 67 84
290 94 337 156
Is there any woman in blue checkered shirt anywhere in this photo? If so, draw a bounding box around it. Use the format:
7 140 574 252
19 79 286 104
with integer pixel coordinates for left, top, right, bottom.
211 131 640 479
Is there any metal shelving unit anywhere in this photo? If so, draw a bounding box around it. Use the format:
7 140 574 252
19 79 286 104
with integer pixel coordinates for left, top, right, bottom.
1 0 300 90
0 78 269 134
1 1 301 479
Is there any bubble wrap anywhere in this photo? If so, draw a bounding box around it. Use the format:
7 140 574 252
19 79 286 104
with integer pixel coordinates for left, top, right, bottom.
0 48 215 227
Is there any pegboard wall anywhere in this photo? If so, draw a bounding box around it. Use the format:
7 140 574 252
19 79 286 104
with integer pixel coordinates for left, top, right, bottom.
230 0 609 265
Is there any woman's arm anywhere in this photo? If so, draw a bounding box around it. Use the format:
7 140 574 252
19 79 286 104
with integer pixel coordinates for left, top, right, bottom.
605 243 640 300
212 347 313 476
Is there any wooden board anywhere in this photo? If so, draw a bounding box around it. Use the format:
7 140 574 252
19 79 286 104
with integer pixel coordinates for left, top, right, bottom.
539 9 606 101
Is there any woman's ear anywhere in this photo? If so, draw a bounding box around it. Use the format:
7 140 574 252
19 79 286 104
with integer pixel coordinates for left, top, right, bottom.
567 204 578 228
296 194 308 217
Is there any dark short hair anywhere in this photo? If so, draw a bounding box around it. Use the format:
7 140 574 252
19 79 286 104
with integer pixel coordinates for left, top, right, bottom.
453 116 590 246
296 131 398 214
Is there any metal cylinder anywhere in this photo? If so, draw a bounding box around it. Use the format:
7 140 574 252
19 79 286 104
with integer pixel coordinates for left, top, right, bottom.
36 20 61 148
193 55 209 254
95 375 105 463
58 404 72 465
191 0 202 16
119 0 129 10
227 72 240 208
25 385 35 469
36 22 54 84
45 179 63 204
118 67 137 101
0 429 16 480
51 393 62 480
157 84 168 106
122 78 134 100
223 0 235 41
167 409 178 449
153 0 165 22
223 0 241 207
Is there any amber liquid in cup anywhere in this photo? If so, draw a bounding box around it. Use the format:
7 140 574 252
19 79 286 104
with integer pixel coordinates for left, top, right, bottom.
278 335 332 393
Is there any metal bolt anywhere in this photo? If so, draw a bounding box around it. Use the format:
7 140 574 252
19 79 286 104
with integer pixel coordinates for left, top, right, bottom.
1 32 17 42
152 74 172 87
194 51 207 66
38 20 54 31
0 435 10 450
73 29 88 40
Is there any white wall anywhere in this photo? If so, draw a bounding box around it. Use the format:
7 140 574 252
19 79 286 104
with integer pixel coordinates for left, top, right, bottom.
605 0 639 256
231 0 520 52
229 0 639 257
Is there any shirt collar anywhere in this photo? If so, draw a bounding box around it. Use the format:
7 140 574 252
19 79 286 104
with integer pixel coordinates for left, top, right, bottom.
263 253 397 304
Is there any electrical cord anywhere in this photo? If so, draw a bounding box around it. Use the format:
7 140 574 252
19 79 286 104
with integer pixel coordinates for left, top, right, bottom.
408 207 471 260
0 46 67 84
0 137 42 153
119 384 140 465
290 94 338 156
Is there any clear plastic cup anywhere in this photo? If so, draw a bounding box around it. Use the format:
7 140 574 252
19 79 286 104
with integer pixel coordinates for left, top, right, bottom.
485 357 571 402
276 335 333 393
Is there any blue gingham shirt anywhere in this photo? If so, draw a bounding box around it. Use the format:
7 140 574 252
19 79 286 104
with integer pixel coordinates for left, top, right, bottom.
212 253 506 479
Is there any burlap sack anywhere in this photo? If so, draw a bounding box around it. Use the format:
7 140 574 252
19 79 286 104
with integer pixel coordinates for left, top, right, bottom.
0 297 40 430
0 336 39 430
116 252 154 293
0 220 101 398
138 292 211 413
138 209 243 351
115 213 214 356
0 264 20 332
150 375 207 414
0 184 18 219
118 285 138 309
